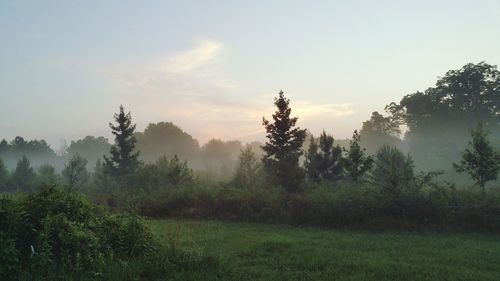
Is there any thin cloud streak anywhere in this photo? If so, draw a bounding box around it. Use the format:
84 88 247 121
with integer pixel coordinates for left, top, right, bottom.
160 39 224 75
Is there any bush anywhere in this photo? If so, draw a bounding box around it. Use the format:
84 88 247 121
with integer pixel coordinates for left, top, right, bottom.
0 186 216 280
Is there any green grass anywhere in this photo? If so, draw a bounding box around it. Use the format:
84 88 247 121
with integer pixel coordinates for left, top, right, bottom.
149 219 500 281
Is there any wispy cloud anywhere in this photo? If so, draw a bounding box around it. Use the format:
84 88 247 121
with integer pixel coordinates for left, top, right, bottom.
97 39 353 143
160 39 224 75
100 38 234 94
294 102 353 120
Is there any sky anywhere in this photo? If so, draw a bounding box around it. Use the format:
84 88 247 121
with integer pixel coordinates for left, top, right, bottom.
1 0 500 149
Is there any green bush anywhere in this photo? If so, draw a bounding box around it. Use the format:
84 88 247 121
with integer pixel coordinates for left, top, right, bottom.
0 186 217 280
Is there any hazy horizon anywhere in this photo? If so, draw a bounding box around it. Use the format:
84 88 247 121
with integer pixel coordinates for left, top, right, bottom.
2 0 500 149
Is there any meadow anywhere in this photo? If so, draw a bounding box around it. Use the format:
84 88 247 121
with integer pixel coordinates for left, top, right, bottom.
150 219 500 281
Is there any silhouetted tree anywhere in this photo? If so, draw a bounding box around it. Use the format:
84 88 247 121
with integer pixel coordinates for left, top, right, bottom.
104 105 140 185
135 122 200 162
262 91 306 192
62 154 90 191
343 130 373 182
305 131 343 182
12 155 36 192
360 111 401 137
359 111 403 154
371 145 415 196
453 123 500 191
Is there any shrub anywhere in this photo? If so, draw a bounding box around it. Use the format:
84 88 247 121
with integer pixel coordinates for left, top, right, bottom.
0 186 216 280
371 145 415 197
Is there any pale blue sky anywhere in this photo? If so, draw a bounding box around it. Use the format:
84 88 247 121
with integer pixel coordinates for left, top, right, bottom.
1 0 500 148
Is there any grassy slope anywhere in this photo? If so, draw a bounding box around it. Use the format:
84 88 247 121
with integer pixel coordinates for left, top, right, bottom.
150 219 500 281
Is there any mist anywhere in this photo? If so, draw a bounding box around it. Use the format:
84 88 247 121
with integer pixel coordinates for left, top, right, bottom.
2 2 500 279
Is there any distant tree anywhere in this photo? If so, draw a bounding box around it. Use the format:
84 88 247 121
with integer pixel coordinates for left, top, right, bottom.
9 136 56 157
67 136 111 165
232 146 261 189
37 164 59 186
262 91 306 192
386 62 500 169
0 139 9 153
157 155 193 188
343 130 373 182
135 122 200 162
0 158 9 191
305 131 343 182
12 155 36 192
360 111 401 137
359 111 403 154
371 145 415 196
387 62 500 137
62 154 90 191
201 139 242 174
103 105 141 184
453 123 500 191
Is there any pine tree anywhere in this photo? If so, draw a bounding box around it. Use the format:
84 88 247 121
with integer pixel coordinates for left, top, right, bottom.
453 123 500 191
233 146 261 189
104 105 140 184
305 131 343 182
371 145 415 196
12 155 36 192
262 91 306 192
305 136 321 181
343 130 373 182
156 155 193 188
37 164 59 186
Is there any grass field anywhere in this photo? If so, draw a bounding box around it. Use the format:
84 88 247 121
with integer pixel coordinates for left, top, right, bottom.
149 219 500 281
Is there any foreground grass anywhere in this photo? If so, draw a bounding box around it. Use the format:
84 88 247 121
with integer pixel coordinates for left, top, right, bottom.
149 219 500 281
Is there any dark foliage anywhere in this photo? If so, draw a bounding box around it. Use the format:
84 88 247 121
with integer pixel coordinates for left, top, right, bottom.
11 155 36 192
343 130 373 182
305 131 343 182
262 91 306 193
104 105 141 185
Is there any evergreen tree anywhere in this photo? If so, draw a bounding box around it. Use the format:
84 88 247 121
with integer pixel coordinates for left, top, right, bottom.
12 155 36 192
62 154 90 191
37 164 59 186
371 145 415 196
0 158 9 191
262 91 306 192
453 123 500 191
233 146 261 189
305 135 321 181
305 131 343 182
343 130 373 182
103 105 140 184
156 155 193 188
